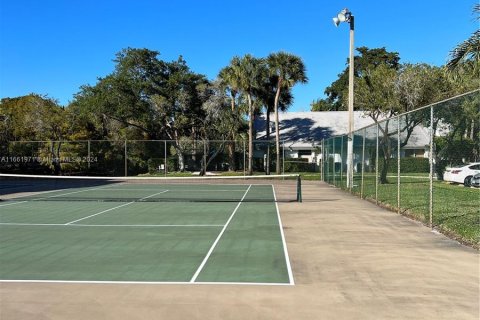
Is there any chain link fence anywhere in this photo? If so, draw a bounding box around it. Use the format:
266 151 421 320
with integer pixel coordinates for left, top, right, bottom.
0 139 322 177
320 90 480 247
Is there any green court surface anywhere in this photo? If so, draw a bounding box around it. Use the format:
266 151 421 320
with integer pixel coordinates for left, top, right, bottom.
0 182 293 285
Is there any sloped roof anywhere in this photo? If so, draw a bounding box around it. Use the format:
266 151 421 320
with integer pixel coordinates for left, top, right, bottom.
254 111 429 148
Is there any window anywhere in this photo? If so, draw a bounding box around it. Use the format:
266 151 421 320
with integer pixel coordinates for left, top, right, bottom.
298 150 312 156
404 149 424 158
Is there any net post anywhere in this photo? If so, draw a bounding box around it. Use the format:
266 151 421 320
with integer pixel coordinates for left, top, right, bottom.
296 175 302 203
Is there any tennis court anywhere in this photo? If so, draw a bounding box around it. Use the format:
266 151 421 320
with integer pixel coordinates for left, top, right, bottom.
0 174 298 285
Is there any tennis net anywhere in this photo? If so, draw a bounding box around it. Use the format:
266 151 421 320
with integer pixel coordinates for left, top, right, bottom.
0 173 302 203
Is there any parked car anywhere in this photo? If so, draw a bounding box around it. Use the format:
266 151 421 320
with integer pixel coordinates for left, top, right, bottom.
471 173 480 188
443 162 480 187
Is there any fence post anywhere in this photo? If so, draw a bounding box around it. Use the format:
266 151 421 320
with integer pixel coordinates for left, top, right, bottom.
429 106 434 228
203 140 207 173
375 123 379 204
340 136 344 187
87 140 91 170
333 138 336 186
124 140 128 177
361 129 365 198
397 116 401 214
243 139 246 176
321 139 324 181
282 140 285 175
164 140 167 177
325 140 329 183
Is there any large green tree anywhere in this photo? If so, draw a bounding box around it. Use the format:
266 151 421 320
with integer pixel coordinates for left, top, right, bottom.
256 74 293 175
355 63 452 183
200 80 245 175
230 54 267 175
218 58 245 171
267 52 308 174
311 47 400 112
72 48 211 171
0 94 69 173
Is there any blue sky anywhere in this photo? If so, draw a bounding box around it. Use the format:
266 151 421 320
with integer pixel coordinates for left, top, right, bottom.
0 0 477 111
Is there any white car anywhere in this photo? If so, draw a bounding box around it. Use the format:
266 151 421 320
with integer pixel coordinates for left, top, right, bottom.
443 162 480 187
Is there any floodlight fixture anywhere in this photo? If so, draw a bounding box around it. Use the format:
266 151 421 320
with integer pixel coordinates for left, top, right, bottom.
333 8 352 27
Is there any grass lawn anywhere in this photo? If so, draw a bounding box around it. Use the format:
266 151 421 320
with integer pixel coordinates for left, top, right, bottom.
346 174 479 247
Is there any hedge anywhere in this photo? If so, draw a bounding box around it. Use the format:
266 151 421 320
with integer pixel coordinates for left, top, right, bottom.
378 157 429 173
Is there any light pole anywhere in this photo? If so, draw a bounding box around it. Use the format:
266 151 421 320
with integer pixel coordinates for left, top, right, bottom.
333 8 354 190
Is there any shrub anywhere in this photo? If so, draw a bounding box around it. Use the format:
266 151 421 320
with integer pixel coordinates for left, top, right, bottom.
379 157 429 173
284 158 318 172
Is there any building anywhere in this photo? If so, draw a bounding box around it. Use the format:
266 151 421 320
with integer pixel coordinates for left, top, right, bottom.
254 111 430 166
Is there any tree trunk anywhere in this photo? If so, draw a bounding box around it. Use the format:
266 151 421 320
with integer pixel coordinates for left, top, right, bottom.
379 155 390 184
200 141 207 176
228 94 236 171
470 119 475 140
379 135 392 184
51 141 61 175
247 94 254 176
266 110 271 175
201 141 225 176
274 84 282 174
173 140 185 172
177 150 185 172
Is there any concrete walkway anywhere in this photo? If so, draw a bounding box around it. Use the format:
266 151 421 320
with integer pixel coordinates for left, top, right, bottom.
1 181 478 320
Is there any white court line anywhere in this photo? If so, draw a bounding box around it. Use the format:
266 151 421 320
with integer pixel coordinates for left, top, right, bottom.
0 185 115 207
64 190 169 225
0 223 222 227
0 279 293 286
7 184 112 201
0 201 27 207
105 188 246 192
272 185 295 285
189 184 252 283
38 185 112 200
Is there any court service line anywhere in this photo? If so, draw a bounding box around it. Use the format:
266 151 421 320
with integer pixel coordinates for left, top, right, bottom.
272 185 295 285
190 184 252 283
63 190 169 225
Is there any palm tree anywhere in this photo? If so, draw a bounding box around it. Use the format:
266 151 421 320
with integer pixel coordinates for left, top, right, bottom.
446 4 479 74
232 54 267 175
218 60 242 171
267 52 308 174
257 75 293 174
